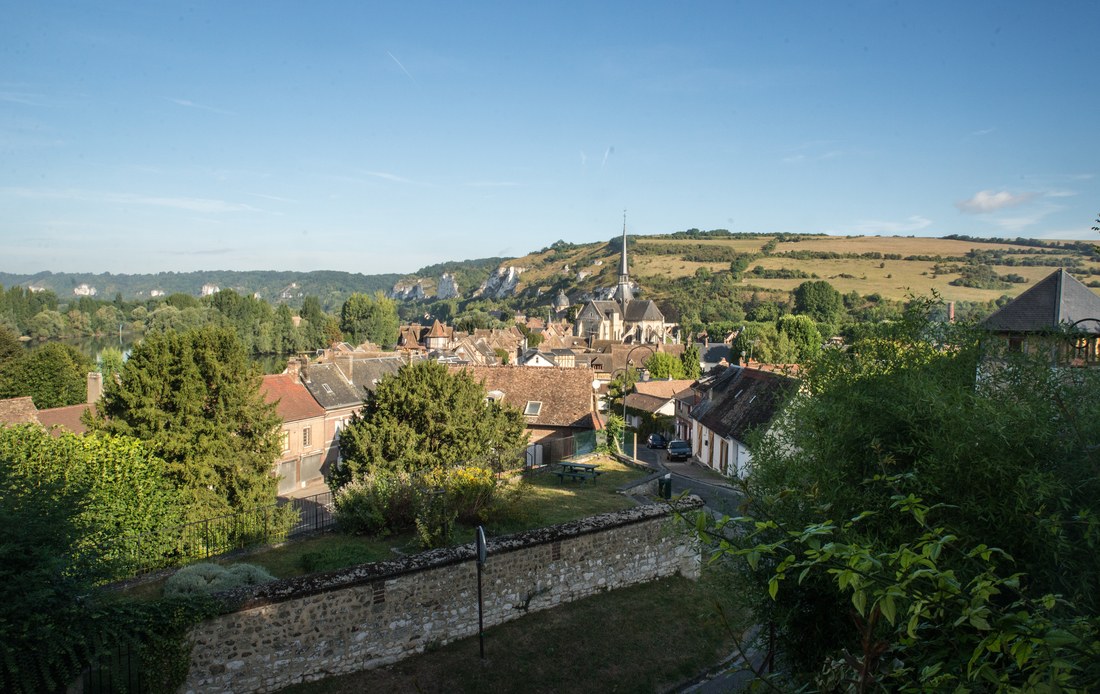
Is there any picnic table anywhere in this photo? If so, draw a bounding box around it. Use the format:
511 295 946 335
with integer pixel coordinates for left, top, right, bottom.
555 459 602 484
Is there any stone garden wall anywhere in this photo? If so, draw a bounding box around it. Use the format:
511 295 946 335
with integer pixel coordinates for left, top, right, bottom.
181 499 702 693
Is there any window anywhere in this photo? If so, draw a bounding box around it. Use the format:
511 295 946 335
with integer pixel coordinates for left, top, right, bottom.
524 401 542 416
321 383 334 395
303 427 312 448
280 431 289 452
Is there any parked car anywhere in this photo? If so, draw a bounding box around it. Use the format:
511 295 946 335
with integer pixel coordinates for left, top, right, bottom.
646 433 668 449
666 440 692 461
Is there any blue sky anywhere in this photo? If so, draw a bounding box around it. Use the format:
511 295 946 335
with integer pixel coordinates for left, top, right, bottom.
2 1 1098 275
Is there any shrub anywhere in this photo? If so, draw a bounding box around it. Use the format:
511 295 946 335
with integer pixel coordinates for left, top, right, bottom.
332 470 417 536
163 562 275 598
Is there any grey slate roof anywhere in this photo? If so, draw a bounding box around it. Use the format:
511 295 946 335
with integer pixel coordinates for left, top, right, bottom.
690 366 797 442
624 299 664 322
300 363 366 410
981 269 1100 333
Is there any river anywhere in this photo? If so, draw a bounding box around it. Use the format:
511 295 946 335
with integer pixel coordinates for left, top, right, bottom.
22 334 293 375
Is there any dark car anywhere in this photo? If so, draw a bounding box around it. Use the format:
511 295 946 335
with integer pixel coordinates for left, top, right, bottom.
646 433 668 449
666 440 692 461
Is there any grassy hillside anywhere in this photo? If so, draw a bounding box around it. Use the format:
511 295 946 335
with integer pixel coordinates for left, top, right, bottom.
461 232 1100 306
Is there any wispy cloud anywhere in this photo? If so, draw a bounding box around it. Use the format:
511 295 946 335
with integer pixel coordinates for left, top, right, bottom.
2 187 259 213
780 141 843 165
165 98 235 116
580 150 588 167
955 190 1037 214
465 181 520 188
386 51 416 83
0 91 45 106
601 146 614 168
970 127 996 137
844 215 933 235
362 170 415 184
246 192 297 203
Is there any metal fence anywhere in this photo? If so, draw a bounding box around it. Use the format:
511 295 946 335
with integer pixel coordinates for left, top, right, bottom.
100 490 334 581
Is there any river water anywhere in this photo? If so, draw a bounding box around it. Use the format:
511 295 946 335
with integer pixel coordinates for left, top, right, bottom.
23 334 292 375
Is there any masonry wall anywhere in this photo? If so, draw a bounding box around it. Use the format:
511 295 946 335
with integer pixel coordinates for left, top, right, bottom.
182 500 702 693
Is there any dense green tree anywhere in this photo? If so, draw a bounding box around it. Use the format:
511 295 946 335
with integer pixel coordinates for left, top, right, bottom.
299 295 327 348
707 303 1100 688
98 346 125 385
93 326 282 520
340 292 399 347
644 351 685 379
27 309 66 339
0 325 21 366
333 360 527 487
792 280 844 323
680 343 702 380
776 313 822 363
0 342 93 408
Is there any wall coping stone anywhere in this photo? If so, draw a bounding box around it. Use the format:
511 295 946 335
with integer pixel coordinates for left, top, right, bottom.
211 496 703 612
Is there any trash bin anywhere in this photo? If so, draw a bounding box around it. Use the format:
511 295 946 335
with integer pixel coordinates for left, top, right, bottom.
658 474 672 500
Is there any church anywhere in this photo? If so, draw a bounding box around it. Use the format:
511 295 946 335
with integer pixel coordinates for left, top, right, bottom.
574 222 673 344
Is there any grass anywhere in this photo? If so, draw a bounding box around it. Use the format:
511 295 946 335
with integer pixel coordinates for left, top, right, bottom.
279 567 749 694
505 456 649 528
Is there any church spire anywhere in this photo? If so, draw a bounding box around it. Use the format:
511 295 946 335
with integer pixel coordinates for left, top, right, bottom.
615 210 634 306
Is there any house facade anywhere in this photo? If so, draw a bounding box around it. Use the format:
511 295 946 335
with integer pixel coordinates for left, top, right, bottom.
261 374 327 494
686 366 796 478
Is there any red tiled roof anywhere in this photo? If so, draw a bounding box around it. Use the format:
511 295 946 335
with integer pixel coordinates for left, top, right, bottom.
261 374 325 422
452 365 597 430
36 403 93 436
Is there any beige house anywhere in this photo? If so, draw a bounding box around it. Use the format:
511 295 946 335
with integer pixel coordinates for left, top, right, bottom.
261 373 327 494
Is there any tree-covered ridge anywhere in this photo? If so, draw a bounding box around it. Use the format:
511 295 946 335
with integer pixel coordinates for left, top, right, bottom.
0 269 401 309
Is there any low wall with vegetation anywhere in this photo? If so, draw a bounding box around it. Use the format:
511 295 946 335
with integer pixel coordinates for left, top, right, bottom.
181 500 702 693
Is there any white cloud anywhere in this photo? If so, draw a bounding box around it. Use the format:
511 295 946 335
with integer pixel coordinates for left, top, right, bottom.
362 170 414 184
956 190 1036 214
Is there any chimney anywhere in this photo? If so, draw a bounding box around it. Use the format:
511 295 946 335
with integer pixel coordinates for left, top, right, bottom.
285 356 304 378
86 372 103 404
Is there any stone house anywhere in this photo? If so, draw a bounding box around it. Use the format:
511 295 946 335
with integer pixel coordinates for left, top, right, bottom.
623 379 696 432
686 366 797 478
980 268 1100 366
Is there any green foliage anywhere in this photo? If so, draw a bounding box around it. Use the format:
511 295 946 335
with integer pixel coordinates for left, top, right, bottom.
333 360 527 487
601 414 626 454
340 291 399 347
680 343 702 380
776 313 822 363
163 562 276 598
644 351 685 379
793 279 844 323
703 300 1100 688
332 465 502 549
94 326 282 521
332 470 418 536
0 341 94 408
0 426 186 576
0 325 22 366
98 346 125 384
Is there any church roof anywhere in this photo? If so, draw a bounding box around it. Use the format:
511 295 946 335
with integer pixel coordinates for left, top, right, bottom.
624 299 664 322
981 269 1100 333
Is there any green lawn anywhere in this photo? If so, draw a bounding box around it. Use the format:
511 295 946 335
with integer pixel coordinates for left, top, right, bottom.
279 567 749 694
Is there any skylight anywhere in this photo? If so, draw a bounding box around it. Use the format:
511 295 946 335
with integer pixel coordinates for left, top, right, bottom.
524 401 542 416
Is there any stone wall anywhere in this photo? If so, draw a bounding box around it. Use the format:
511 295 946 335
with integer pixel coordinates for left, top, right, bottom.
182 500 702 693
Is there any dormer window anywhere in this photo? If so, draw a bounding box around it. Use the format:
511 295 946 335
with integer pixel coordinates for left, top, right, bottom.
524 401 542 416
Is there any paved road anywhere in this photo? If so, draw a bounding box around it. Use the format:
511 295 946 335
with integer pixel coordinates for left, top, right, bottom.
630 444 746 518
